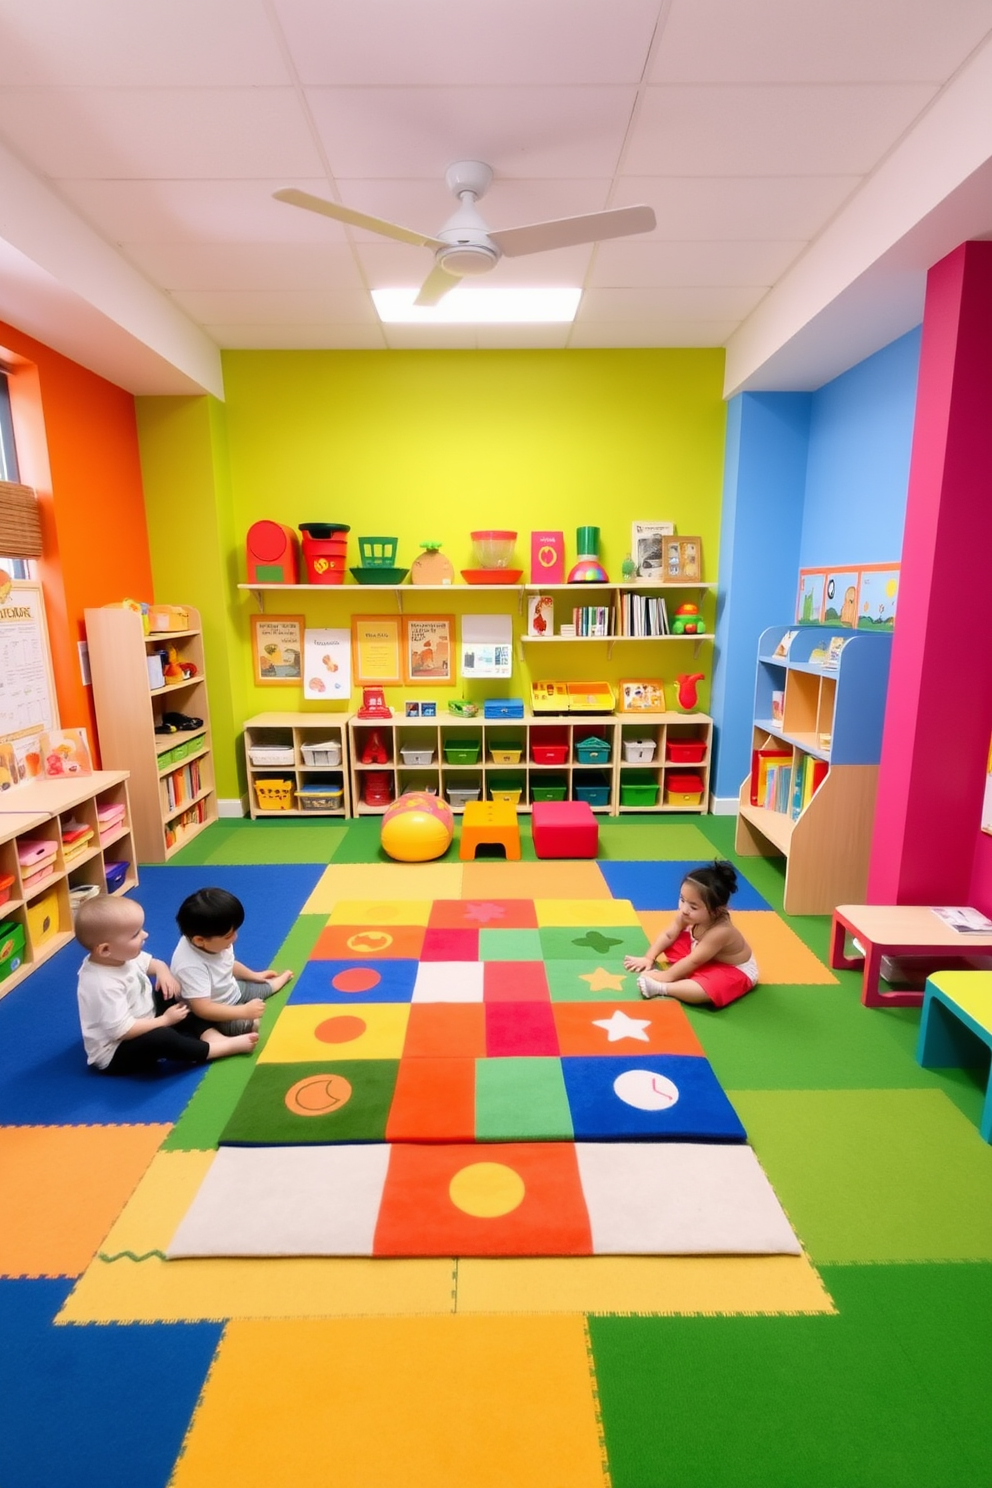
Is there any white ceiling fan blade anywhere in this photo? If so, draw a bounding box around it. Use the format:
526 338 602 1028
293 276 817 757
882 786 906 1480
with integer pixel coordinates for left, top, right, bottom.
490 204 656 258
273 188 444 250
413 263 463 307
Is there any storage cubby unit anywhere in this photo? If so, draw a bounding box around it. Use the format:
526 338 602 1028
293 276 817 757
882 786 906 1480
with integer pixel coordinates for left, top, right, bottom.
243 713 351 818
0 771 137 999
85 606 217 861
735 624 892 915
348 712 712 815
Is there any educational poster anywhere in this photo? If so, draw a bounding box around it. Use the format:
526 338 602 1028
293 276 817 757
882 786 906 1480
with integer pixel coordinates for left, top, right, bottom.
461 613 512 679
796 570 826 625
404 616 454 685
303 628 351 701
352 615 402 684
250 615 303 684
822 570 861 627
857 566 899 632
0 576 58 785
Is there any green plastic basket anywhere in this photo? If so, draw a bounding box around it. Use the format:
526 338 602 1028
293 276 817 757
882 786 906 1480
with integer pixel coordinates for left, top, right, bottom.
358 536 398 567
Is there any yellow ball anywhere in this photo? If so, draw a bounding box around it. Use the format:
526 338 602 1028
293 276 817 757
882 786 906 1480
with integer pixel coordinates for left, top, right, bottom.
380 791 454 862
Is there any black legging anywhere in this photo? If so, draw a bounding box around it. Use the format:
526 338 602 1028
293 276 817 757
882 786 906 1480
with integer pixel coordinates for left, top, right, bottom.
102 1010 214 1074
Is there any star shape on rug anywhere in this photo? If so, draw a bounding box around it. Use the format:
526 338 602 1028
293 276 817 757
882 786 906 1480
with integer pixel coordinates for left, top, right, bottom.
591 1009 652 1043
464 901 507 924
579 966 627 992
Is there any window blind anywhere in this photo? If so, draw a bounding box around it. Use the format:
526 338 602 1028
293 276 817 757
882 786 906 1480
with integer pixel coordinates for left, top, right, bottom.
0 482 42 557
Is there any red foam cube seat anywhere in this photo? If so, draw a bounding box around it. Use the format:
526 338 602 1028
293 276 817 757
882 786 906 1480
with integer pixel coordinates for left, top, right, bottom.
531 800 599 859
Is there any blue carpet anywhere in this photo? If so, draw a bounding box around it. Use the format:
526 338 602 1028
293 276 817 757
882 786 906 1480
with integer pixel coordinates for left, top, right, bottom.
288 958 420 1004
561 1054 748 1142
597 860 771 912
0 1279 221 1488
0 864 322 1126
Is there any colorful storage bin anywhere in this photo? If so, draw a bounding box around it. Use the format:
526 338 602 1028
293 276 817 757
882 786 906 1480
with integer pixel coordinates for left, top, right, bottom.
296 783 344 811
574 781 610 808
531 778 567 802
0 872 15 906
105 861 129 892
665 771 704 806
26 890 60 946
400 746 436 766
301 740 343 767
447 784 481 806
666 739 707 764
532 744 568 765
488 777 523 806
620 774 660 806
574 736 611 764
253 778 295 812
249 744 294 767
623 738 657 763
444 741 481 765
489 744 523 765
0 918 25 982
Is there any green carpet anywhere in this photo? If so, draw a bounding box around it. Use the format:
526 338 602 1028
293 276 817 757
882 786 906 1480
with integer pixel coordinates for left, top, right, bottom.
596 822 715 859
589 1262 992 1488
170 818 348 865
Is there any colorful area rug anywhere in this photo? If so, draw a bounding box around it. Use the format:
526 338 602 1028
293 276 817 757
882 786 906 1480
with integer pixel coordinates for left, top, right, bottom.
170 892 799 1257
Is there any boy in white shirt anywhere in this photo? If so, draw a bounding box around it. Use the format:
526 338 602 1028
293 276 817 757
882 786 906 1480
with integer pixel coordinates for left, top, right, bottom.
75 896 258 1074
171 887 293 1035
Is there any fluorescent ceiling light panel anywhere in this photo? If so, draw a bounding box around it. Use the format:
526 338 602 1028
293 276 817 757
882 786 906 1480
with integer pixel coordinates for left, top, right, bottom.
372 288 581 324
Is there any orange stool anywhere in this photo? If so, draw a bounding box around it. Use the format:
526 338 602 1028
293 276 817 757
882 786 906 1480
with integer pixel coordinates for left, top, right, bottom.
458 800 521 861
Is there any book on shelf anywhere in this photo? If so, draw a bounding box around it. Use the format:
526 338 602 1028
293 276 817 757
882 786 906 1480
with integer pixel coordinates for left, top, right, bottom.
750 746 793 807
790 755 829 819
773 629 798 658
930 906 992 934
572 605 612 637
820 636 849 670
616 591 670 637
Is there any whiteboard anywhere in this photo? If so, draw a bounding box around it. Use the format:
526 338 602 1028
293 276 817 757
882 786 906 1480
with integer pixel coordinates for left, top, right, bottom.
0 578 59 778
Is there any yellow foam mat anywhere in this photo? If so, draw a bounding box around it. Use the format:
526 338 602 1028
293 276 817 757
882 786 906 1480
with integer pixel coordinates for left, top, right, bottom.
456 1251 835 1315
325 898 434 926
171 1315 607 1488
99 1149 216 1259
257 1001 409 1062
303 864 464 914
534 898 640 927
638 909 839 985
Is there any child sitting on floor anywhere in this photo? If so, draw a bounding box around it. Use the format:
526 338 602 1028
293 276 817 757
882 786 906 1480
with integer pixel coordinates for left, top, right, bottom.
170 886 293 1035
75 896 258 1074
623 859 758 1007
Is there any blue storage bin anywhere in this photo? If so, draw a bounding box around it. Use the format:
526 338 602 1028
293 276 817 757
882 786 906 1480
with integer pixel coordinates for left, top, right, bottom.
574 735 611 764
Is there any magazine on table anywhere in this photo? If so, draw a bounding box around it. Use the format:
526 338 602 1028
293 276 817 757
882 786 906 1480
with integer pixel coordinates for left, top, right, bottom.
930 906 992 934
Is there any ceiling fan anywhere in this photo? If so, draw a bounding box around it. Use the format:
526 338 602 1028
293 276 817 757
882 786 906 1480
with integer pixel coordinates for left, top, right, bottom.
274 161 655 306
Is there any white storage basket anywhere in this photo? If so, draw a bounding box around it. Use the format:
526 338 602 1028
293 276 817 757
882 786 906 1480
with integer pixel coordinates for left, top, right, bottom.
400 747 436 766
249 745 295 767
301 740 342 767
623 738 657 763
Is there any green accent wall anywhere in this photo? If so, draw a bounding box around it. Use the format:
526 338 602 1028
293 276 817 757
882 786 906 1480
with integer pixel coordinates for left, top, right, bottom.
138 349 726 802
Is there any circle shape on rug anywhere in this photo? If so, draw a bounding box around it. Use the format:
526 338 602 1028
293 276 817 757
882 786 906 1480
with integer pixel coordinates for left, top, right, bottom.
314 1015 367 1044
380 790 454 863
449 1162 526 1218
346 930 394 954
613 1069 680 1111
331 967 382 994
284 1073 353 1116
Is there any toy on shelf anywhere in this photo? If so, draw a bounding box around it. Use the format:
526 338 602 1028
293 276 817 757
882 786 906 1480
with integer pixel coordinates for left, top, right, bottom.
568 526 609 583
675 672 705 711
530 530 565 584
447 699 479 717
246 521 299 585
299 522 350 585
380 791 453 862
356 686 391 720
362 772 393 807
163 647 186 685
621 552 638 581
360 729 390 765
462 530 522 585
411 541 454 586
350 536 409 586
672 602 704 635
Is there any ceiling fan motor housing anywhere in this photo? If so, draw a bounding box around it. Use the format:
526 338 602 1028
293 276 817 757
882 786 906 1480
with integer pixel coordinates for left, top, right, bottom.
436 239 500 275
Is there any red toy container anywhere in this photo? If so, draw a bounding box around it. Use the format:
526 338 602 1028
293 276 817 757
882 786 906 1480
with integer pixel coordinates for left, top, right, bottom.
246 520 299 584
666 740 707 764
299 523 350 585
362 771 393 807
665 771 704 806
531 744 569 765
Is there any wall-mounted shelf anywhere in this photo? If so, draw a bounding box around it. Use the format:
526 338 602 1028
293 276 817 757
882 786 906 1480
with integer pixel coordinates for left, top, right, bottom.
237 582 525 613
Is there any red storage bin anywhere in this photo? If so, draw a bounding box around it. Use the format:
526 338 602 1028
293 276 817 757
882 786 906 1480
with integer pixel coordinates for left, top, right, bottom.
531 744 569 765
665 771 704 806
666 740 707 764
299 523 350 584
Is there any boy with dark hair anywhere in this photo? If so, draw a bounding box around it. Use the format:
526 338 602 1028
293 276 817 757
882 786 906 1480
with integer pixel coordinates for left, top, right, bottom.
170 886 292 1035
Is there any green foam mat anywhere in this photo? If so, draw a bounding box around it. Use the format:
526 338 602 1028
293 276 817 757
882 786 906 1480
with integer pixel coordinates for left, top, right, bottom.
169 819 348 866
732 1088 992 1264
596 822 715 859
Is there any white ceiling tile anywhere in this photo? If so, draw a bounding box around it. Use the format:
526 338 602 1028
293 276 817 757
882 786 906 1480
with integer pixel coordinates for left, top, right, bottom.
305 86 638 178
569 319 738 347
578 286 766 319
53 179 350 244
274 0 662 85
169 289 378 324
590 238 806 287
615 175 861 239
208 323 387 349
0 0 287 86
651 0 992 84
0 88 323 179
121 242 364 292
625 83 939 176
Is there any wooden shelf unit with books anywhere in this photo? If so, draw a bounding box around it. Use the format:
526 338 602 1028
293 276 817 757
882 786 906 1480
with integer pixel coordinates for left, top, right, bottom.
735 625 892 915
84 606 218 862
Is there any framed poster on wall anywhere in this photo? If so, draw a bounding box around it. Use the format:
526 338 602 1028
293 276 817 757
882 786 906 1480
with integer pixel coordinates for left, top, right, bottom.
353 614 402 685
250 615 304 684
403 615 455 685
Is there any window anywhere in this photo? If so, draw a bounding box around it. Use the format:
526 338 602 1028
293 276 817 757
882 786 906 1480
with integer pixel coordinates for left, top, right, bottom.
0 373 37 578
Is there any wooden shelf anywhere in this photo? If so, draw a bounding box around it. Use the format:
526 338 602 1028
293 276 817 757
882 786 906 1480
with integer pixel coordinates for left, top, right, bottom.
243 713 351 819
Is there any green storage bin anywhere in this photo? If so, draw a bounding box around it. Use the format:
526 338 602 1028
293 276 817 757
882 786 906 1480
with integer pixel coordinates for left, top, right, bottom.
620 771 660 807
444 740 481 765
531 777 567 802
170 739 190 762
0 918 26 982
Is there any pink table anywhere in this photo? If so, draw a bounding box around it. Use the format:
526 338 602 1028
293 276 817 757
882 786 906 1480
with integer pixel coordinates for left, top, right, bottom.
830 904 992 1008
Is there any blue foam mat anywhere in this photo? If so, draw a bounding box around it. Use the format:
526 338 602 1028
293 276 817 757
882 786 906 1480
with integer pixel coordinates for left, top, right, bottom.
597 860 771 912
561 1053 748 1142
288 958 419 1004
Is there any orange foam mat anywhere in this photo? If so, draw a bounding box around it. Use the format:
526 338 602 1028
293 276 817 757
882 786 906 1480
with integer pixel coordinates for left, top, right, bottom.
303 864 464 915
171 1315 607 1488
462 861 611 899
0 1123 168 1278
638 909 839 985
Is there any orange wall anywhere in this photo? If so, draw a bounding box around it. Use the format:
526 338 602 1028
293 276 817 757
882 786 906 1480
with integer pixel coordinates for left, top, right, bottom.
0 319 153 760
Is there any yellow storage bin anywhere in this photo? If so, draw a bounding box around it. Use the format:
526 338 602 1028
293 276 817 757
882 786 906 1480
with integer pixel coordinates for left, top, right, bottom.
27 889 60 947
489 746 523 765
254 778 295 812
664 771 704 807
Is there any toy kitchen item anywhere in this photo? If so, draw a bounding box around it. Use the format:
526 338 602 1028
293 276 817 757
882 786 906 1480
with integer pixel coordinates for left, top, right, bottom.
568 526 609 584
246 521 299 584
462 530 522 585
530 530 565 585
298 522 350 585
411 541 454 586
350 536 409 585
357 687 391 720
